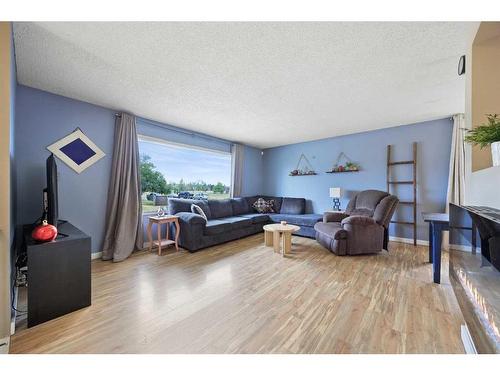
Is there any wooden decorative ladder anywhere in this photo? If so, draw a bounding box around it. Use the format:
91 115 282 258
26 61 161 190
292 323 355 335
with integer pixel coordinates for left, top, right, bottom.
386 142 417 246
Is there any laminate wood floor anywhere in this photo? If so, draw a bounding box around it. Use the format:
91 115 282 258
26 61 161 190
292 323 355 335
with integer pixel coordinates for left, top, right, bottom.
10 234 465 353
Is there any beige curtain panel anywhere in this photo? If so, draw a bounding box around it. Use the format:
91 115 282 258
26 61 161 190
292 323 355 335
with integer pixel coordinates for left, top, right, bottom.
102 113 143 262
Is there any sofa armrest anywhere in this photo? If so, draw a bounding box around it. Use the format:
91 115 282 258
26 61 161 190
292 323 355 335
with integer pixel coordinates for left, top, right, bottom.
341 215 377 226
176 212 207 225
324 211 349 223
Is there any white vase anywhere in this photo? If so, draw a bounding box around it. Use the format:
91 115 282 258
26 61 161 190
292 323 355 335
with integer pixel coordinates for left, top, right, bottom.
492 141 500 167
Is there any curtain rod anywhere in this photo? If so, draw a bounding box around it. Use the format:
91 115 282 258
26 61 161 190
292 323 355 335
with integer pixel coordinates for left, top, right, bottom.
115 113 233 146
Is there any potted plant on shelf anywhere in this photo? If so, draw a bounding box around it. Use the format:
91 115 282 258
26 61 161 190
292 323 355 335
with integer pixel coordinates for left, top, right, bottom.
465 114 500 167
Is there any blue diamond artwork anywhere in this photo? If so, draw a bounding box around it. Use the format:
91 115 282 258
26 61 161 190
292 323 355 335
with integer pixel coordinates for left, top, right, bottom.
47 129 105 173
59 138 97 165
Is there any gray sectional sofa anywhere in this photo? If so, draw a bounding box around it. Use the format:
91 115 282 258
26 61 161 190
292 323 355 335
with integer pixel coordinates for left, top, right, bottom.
168 196 322 252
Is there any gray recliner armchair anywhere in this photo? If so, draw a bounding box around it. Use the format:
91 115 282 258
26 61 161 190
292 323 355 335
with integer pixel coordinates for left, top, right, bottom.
314 190 399 255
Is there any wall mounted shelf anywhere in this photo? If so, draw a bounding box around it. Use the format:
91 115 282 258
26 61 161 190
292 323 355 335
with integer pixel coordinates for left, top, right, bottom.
325 170 360 174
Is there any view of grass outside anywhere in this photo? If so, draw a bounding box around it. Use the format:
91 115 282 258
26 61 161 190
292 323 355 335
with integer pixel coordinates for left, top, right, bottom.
138 137 232 214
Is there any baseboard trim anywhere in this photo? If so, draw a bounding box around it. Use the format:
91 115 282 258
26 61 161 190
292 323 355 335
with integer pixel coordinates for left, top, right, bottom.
461 324 478 354
0 336 9 354
91 251 102 260
389 236 428 246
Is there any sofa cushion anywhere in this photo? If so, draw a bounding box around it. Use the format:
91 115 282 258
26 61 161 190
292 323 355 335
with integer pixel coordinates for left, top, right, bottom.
219 216 253 230
208 199 233 219
268 213 322 227
280 197 305 215
203 219 233 236
236 213 270 224
231 198 250 215
314 222 348 240
246 196 283 213
252 198 275 213
346 190 388 216
169 198 208 216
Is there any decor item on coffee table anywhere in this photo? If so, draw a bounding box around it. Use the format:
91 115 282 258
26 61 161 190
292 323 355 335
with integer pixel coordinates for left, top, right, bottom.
314 190 399 255
263 223 300 256
289 153 317 176
147 215 180 255
329 187 342 211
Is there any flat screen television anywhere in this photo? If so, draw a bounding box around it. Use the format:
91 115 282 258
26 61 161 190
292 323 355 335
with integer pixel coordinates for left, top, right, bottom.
44 154 59 227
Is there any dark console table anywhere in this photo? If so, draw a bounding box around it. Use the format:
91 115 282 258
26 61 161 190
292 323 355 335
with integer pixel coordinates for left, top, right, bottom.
23 221 91 327
422 212 450 284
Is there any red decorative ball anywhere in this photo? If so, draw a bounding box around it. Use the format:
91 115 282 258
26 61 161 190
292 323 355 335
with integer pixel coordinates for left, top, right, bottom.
32 220 58 242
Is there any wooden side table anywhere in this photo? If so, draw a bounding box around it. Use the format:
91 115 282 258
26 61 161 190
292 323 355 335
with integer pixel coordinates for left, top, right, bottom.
147 215 180 255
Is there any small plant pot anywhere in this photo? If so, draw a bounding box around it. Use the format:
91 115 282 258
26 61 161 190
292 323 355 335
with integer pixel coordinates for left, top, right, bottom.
492 141 500 167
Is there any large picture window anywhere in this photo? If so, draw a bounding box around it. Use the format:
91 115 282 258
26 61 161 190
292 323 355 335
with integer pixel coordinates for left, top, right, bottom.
138 135 232 213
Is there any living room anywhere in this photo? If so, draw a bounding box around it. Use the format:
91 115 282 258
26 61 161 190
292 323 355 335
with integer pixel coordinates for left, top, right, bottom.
1 1 500 371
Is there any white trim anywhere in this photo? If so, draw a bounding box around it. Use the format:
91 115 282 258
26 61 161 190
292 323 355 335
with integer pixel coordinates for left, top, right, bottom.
138 134 231 156
0 337 9 354
47 129 106 174
461 324 478 354
91 251 102 260
389 236 429 246
449 243 473 252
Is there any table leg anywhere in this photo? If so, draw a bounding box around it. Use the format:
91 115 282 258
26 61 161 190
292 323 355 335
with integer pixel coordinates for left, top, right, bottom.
432 222 442 284
273 231 280 253
282 232 291 256
428 222 433 263
264 230 273 247
174 219 180 252
157 223 162 256
147 221 153 252
471 222 477 254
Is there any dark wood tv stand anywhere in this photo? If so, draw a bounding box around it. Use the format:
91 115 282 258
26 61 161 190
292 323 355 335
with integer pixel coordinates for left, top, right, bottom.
22 221 91 327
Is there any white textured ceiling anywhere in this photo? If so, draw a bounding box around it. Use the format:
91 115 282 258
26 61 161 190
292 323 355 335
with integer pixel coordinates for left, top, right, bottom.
13 22 478 148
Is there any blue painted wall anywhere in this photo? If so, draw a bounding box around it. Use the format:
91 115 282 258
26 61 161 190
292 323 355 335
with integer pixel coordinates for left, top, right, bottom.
241 146 264 196
15 85 263 253
15 86 115 253
262 118 453 241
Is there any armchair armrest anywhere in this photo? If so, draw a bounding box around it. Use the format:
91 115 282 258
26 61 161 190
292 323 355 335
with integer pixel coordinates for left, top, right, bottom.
176 212 207 225
341 215 377 226
324 211 349 223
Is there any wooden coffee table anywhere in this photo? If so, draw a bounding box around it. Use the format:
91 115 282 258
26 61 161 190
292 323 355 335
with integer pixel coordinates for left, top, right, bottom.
263 223 300 256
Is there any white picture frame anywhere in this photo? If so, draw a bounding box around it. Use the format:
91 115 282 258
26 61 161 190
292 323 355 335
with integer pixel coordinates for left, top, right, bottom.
47 129 106 174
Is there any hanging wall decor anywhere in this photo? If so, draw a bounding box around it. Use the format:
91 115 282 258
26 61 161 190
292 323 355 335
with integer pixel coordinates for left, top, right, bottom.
326 152 360 173
289 153 317 176
47 128 106 174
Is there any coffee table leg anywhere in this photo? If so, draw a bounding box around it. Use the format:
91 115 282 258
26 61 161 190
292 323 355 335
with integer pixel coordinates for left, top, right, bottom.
273 231 280 253
282 232 292 256
264 230 273 247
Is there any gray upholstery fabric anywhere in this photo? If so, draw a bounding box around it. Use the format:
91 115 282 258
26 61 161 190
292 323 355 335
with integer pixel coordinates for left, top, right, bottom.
169 198 211 219
231 197 250 215
268 213 322 227
102 113 143 262
323 211 349 223
280 197 305 215
372 195 399 228
208 199 233 218
236 213 270 224
204 219 233 236
315 189 398 255
346 190 389 215
219 216 253 230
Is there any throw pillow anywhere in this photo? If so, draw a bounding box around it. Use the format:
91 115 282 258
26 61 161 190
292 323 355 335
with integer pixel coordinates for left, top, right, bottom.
191 204 208 221
252 197 275 213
